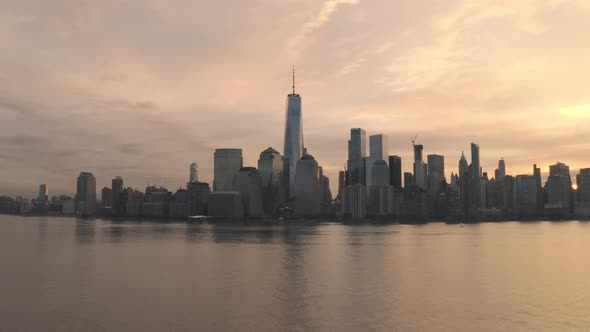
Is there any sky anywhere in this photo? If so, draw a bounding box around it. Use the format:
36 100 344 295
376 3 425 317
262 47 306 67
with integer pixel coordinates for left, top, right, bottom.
1 0 590 197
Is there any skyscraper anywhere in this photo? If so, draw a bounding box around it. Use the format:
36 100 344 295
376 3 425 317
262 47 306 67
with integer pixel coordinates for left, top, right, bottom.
233 167 264 218
112 176 123 215
38 184 48 202
367 134 388 188
388 155 402 188
76 172 97 217
213 148 243 191
495 159 506 182
258 147 285 214
347 128 367 185
413 144 426 189
189 162 198 183
427 154 445 195
470 143 481 209
458 151 468 176
294 154 321 216
545 162 572 217
283 67 304 198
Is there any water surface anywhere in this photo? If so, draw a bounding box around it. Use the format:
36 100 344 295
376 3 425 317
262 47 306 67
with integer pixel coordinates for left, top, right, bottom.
1 214 590 331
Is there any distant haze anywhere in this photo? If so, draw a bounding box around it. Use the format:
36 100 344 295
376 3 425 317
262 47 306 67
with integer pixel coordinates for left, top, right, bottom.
1 0 590 196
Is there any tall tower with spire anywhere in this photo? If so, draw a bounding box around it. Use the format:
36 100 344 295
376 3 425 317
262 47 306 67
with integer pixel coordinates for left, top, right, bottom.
284 66 304 198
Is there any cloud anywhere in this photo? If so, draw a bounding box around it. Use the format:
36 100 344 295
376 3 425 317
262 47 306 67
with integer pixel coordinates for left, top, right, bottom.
286 0 361 60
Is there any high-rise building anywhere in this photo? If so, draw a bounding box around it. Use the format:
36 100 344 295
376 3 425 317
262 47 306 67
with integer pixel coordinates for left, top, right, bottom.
513 175 539 218
294 154 321 216
112 176 123 216
258 147 285 215
38 184 48 202
347 128 367 185
470 143 481 209
368 160 393 216
413 144 426 190
101 187 112 208
495 159 506 182
232 167 264 218
189 162 198 183
283 67 304 198
577 168 590 202
575 168 590 217
367 134 388 188
214 148 243 191
337 170 346 200
388 155 402 188
187 181 210 216
404 172 414 187
76 172 97 217
427 154 445 195
458 151 469 177
545 162 572 218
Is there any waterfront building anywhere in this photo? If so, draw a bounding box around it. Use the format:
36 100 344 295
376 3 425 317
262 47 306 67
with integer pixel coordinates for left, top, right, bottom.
294 154 321 217
189 162 198 183
413 144 427 190
470 143 481 210
575 168 590 217
344 184 366 220
368 160 393 216
112 176 124 215
545 162 572 218
101 187 112 208
458 151 469 177
258 147 285 215
214 148 243 191
388 155 402 189
187 181 210 216
76 172 97 217
208 192 243 221
232 167 264 218
347 128 367 185
38 184 48 202
513 175 539 218
367 134 388 189
283 68 304 198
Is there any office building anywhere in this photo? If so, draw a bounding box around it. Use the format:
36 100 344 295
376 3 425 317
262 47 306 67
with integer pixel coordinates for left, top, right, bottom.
470 143 481 209
38 184 48 202
294 154 321 217
187 181 210 216
283 68 304 198
232 167 264 218
513 175 539 218
258 147 285 215
427 154 445 195
347 128 367 185
367 134 388 188
76 172 97 217
214 148 243 191
208 192 243 221
413 144 427 190
545 162 572 218
111 176 124 215
388 155 402 188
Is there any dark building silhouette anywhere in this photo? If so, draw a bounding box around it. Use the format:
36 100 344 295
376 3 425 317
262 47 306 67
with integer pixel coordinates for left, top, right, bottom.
388 155 402 189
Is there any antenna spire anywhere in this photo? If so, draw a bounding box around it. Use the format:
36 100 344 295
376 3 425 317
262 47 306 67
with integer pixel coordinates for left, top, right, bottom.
292 65 295 95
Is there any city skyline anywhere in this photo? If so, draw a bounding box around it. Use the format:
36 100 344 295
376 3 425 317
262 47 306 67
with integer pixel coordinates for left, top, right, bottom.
3 1 590 196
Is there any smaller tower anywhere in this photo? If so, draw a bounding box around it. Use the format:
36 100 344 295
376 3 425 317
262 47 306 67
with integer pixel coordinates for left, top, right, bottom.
190 162 198 183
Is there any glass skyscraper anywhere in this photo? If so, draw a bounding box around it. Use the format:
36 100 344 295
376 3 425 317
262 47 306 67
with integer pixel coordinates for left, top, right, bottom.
283 69 304 198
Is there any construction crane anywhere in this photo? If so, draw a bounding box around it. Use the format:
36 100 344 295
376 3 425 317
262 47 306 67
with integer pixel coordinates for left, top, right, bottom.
411 134 419 147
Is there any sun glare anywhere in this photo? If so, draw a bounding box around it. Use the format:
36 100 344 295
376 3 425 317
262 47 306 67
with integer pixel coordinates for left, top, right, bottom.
559 104 590 117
